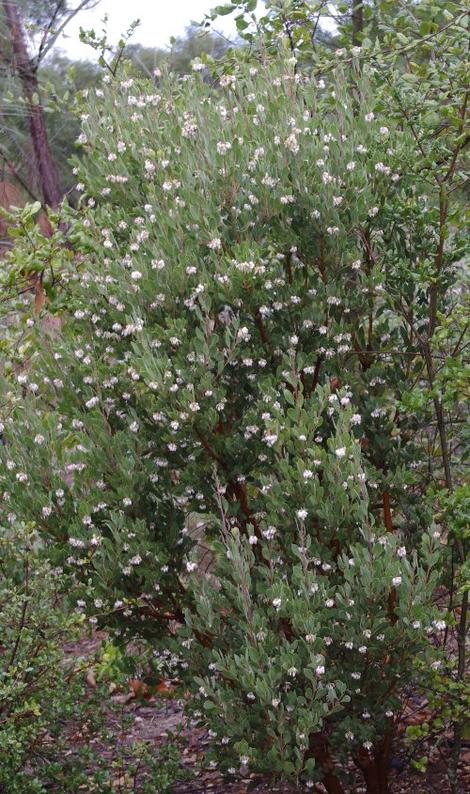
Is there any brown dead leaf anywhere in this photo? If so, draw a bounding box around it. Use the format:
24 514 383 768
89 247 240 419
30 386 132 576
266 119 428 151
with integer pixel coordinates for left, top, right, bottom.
34 280 46 313
329 376 341 390
0 179 23 213
37 210 53 237
156 679 174 695
85 669 97 688
128 678 151 699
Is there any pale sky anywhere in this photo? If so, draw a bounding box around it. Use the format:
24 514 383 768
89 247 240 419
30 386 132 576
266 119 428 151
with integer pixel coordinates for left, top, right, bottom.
54 0 240 61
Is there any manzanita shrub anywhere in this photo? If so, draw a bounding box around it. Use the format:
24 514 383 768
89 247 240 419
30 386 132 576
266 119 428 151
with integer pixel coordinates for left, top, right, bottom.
0 52 464 789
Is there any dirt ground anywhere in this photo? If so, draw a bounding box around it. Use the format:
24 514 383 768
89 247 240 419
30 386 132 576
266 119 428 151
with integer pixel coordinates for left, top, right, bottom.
65 633 469 794
114 696 469 793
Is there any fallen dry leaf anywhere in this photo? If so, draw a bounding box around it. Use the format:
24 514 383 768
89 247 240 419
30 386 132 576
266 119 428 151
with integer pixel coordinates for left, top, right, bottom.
128 678 151 699
85 669 97 688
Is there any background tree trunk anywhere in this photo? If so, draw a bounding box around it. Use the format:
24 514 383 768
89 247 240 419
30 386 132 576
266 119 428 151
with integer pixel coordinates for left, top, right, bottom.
2 0 62 208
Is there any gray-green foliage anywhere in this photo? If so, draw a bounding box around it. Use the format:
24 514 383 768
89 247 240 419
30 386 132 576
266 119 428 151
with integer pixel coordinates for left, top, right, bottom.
0 7 467 785
1 58 441 635
180 383 443 786
183 521 441 785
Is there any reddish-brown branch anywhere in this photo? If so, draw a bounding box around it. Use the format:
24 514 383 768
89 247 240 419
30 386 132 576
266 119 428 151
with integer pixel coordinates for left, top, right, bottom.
307 354 324 398
254 308 269 349
382 492 393 533
428 187 448 338
195 428 228 471
286 251 293 284
354 747 384 794
309 733 346 794
352 329 372 370
375 733 393 793
317 234 327 284
352 0 364 47
382 492 397 624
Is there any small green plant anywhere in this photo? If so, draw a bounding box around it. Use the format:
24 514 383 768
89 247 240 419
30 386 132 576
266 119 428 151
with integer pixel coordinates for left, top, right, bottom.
0 522 186 792
0 523 84 793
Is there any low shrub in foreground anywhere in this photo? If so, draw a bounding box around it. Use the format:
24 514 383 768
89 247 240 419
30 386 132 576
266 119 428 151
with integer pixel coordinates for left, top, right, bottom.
0 525 84 793
0 524 187 793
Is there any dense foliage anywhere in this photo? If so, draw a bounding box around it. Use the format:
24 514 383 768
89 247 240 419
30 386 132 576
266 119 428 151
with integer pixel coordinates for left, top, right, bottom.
0 1 468 791
0 60 442 628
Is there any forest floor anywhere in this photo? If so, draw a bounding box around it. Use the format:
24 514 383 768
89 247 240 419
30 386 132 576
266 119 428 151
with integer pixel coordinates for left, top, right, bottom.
64 633 469 794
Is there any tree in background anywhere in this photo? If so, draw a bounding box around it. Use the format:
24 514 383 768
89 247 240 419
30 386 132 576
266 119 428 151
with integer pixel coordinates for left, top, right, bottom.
0 0 99 207
124 27 234 79
0 7 237 249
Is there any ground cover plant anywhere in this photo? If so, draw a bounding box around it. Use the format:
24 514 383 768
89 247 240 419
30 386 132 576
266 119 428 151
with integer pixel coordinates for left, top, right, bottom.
0 523 89 793
0 1 468 791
